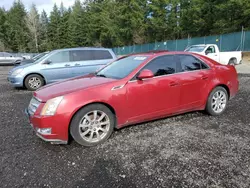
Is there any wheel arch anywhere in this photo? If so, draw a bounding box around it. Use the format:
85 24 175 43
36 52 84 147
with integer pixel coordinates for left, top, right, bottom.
211 84 230 99
23 73 46 88
68 102 117 139
228 57 237 65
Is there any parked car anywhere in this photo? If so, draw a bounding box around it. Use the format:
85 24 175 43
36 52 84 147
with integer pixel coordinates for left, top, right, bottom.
14 51 50 66
0 52 24 65
7 47 117 91
184 44 242 65
25 51 239 146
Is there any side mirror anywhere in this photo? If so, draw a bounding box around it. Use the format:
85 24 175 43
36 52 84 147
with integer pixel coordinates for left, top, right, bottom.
43 60 52 64
137 69 154 80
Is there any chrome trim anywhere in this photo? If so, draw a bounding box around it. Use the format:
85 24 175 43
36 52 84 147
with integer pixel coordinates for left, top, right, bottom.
28 97 41 116
33 96 42 102
128 69 211 83
128 53 211 83
36 133 68 144
111 84 125 90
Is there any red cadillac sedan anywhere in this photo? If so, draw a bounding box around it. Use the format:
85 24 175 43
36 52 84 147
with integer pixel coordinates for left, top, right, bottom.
25 51 239 146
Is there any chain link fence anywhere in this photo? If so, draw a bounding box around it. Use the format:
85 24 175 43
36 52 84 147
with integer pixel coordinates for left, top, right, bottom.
113 30 250 55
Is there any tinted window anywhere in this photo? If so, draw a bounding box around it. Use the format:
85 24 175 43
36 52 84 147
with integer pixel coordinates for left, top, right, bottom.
96 56 148 79
94 50 113 60
206 46 216 54
179 55 207 72
143 55 176 77
70 50 94 61
48 51 70 63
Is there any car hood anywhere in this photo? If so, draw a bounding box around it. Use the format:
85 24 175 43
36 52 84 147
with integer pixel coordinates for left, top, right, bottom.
34 75 117 102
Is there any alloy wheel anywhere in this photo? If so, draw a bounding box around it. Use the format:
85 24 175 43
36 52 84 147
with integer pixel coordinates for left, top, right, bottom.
78 110 110 143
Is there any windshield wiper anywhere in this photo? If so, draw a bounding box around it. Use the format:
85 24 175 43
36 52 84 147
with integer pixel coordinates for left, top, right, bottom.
96 74 107 78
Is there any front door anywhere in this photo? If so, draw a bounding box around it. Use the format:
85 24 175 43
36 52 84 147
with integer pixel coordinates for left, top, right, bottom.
205 46 220 62
41 50 75 84
126 55 181 123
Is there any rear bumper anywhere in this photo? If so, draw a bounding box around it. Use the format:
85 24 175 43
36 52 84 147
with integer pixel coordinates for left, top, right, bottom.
24 108 68 144
7 75 24 87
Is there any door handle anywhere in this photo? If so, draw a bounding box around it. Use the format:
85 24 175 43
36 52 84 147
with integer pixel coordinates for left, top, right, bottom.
75 63 80 66
169 81 179 87
201 76 209 80
65 64 70 67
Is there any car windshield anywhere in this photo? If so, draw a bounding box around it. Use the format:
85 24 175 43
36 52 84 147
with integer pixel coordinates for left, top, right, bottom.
32 53 47 61
33 52 51 64
96 56 149 79
185 46 206 52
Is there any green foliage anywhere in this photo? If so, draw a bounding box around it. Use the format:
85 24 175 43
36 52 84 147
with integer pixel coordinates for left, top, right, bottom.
0 0 249 52
5 0 29 52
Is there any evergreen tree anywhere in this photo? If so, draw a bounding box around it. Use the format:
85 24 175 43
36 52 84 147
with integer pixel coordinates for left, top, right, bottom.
0 8 6 51
48 4 61 50
40 10 49 51
68 0 87 47
5 0 29 52
58 3 71 48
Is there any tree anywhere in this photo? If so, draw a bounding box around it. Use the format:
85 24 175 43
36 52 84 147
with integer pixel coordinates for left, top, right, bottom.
48 4 61 50
58 3 71 48
26 4 40 52
0 8 6 51
68 0 87 47
5 0 29 52
39 10 49 51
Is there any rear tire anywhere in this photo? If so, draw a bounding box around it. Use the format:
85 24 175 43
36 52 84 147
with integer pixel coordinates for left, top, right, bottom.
24 74 45 91
228 58 237 66
70 104 115 147
205 86 228 116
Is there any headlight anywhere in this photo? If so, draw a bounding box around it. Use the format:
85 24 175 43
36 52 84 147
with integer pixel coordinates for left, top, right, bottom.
11 68 23 76
41 96 64 116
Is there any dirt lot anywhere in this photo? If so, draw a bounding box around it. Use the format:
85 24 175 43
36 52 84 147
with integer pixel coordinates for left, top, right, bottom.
1 66 250 188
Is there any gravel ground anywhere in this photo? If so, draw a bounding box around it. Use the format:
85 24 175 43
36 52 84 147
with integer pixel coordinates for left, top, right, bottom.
1 66 250 188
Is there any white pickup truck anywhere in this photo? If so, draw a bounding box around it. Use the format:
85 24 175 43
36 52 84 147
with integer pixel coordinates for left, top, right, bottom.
184 44 242 65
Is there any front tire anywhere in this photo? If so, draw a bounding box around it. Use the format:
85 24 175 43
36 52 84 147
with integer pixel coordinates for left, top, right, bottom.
70 104 115 147
24 74 45 91
205 86 228 116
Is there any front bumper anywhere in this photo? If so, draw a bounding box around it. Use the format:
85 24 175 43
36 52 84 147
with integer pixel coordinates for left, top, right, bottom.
25 108 68 144
7 75 24 87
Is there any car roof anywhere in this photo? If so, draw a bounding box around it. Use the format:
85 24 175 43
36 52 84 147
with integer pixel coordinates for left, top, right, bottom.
127 51 198 57
53 47 112 52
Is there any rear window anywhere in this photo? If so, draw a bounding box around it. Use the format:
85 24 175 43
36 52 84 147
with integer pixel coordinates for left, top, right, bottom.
70 50 94 61
178 55 208 72
94 50 113 60
70 50 113 61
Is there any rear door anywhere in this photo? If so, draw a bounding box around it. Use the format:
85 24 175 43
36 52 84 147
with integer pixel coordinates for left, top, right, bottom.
41 50 75 83
70 49 114 77
176 54 211 110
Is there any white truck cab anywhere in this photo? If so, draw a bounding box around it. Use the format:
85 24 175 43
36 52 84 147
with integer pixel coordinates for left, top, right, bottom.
185 44 242 65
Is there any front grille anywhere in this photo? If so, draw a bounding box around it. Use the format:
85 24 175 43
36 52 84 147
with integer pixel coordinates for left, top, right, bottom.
28 97 41 116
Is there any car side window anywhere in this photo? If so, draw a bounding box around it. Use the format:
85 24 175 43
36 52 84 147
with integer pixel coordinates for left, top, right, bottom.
206 46 216 54
142 55 177 77
179 55 208 72
94 50 113 60
48 51 70 63
70 50 95 61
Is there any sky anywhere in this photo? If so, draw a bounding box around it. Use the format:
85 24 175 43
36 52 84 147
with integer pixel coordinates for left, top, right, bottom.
0 0 77 14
